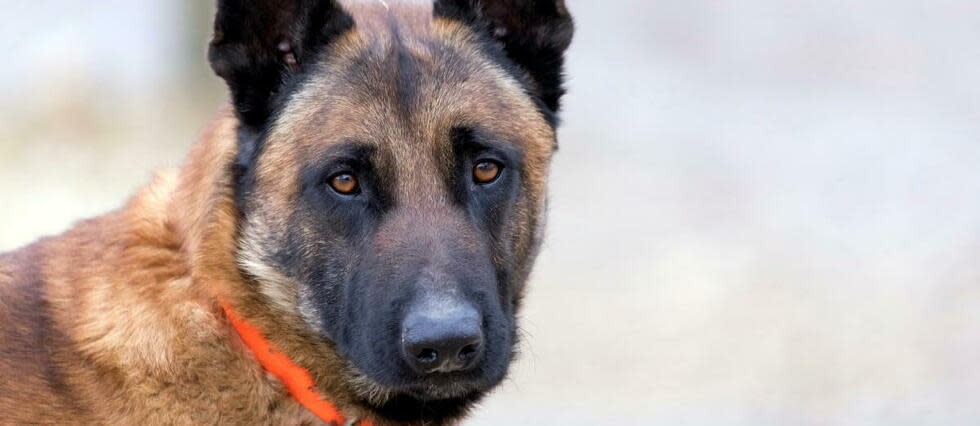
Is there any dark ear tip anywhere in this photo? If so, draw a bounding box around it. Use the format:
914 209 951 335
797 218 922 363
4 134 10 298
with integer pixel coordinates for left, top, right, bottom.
207 45 224 75
207 43 236 80
552 19 575 50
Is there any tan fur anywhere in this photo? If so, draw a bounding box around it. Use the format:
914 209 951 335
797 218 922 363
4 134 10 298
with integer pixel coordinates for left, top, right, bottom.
0 2 556 425
1 112 328 424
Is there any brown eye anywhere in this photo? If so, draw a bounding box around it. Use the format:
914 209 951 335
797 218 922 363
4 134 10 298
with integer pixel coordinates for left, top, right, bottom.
329 173 359 195
473 160 501 184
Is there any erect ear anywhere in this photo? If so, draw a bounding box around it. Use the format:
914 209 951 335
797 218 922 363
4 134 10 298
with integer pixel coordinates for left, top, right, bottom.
208 0 354 130
434 0 574 115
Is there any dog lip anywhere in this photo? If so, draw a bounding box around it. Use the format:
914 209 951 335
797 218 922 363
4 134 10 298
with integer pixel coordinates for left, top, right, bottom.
377 368 496 401
343 357 496 403
399 381 481 401
402 373 483 393
356 388 487 424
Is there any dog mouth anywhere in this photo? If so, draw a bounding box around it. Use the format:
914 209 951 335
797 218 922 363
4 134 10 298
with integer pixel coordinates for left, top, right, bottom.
346 364 490 404
365 391 485 423
358 384 487 424
402 373 486 400
344 365 491 423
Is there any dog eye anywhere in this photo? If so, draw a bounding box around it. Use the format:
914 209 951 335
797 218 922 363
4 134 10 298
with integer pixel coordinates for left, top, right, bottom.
328 172 359 195
472 160 502 184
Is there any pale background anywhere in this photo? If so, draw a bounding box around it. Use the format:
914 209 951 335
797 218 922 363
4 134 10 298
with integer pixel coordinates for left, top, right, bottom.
2 1 979 424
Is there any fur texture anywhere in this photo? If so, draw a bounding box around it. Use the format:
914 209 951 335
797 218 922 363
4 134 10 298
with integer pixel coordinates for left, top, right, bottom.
0 1 573 424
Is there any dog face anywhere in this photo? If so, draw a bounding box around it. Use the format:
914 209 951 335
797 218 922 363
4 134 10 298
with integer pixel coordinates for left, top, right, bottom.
209 0 572 422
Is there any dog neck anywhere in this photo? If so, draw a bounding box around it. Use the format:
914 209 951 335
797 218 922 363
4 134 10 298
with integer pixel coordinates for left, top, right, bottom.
221 300 373 426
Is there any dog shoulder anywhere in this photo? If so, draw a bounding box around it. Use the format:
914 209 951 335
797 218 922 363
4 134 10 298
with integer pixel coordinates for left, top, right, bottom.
0 242 94 423
0 133 220 422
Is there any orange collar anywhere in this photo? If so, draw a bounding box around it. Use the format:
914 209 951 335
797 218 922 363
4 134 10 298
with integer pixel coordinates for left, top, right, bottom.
221 301 373 426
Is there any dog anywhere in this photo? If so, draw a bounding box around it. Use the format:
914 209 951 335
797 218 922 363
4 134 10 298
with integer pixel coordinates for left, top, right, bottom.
0 0 573 424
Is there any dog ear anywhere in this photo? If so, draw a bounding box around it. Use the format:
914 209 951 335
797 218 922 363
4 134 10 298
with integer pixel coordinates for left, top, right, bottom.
434 0 574 114
208 0 354 129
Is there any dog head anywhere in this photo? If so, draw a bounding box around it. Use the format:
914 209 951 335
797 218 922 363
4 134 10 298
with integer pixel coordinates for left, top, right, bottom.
208 0 572 423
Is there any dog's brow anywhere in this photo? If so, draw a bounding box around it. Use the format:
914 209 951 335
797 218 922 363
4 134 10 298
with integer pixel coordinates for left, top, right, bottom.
320 140 375 162
451 126 517 154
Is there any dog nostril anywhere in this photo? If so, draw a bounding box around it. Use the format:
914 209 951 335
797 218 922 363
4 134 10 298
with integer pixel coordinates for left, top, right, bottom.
458 343 479 361
416 348 439 364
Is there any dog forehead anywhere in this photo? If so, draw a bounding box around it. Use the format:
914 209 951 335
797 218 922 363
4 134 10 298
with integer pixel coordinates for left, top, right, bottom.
274 12 548 139
256 1 555 196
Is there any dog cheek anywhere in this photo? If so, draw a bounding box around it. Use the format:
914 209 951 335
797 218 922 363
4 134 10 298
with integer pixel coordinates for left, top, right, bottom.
308 245 359 342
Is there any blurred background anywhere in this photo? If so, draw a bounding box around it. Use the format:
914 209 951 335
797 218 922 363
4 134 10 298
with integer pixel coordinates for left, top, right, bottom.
2 0 979 424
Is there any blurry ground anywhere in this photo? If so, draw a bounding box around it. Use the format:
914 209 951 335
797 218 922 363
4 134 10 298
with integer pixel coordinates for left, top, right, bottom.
2 1 980 424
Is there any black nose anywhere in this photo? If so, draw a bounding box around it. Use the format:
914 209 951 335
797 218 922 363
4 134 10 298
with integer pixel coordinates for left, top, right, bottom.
401 302 484 374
